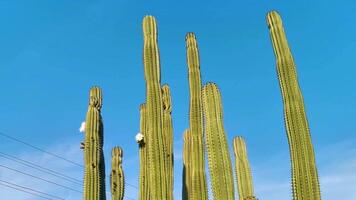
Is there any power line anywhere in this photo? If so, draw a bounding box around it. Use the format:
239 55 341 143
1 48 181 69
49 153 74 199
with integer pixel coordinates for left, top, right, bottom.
0 164 82 193
0 151 82 185
0 180 65 200
0 182 56 200
0 132 83 167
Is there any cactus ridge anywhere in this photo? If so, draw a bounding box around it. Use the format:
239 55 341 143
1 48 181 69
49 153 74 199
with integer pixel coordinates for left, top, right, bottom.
233 136 255 200
267 11 321 200
162 84 174 200
110 147 124 200
182 129 191 200
185 32 208 200
202 83 235 200
83 86 106 200
138 104 150 200
142 15 168 200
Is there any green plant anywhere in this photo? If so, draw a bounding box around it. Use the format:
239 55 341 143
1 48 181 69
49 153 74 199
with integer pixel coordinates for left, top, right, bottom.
110 147 124 200
185 32 208 200
138 104 149 200
202 83 235 200
266 11 321 200
182 129 191 200
83 87 106 200
233 136 256 200
142 15 168 199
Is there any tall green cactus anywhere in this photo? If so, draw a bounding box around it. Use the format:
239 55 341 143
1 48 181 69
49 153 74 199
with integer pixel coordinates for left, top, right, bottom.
266 11 321 200
162 84 173 200
182 129 191 200
83 87 106 200
138 103 149 200
110 147 124 200
142 15 168 199
185 32 208 200
233 137 256 200
202 83 235 200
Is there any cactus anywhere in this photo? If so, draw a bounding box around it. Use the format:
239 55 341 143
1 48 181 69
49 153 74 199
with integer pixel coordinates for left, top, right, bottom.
233 136 256 200
182 129 191 200
142 15 168 199
110 147 124 200
138 104 150 200
202 83 235 200
185 32 208 200
83 87 106 200
266 11 321 200
162 84 174 200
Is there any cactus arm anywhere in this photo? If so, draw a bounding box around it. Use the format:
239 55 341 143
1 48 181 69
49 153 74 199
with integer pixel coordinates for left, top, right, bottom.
142 15 168 199
83 87 106 200
162 84 174 200
266 11 321 200
202 83 235 200
185 32 208 200
138 104 150 200
110 147 124 200
182 129 191 200
233 137 256 200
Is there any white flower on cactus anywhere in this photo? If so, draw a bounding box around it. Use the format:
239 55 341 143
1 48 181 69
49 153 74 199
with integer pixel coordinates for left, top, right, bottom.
135 132 144 143
79 122 86 133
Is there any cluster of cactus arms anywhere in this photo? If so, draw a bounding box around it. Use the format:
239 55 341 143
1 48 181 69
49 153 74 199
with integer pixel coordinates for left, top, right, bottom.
233 137 256 200
162 84 174 200
138 104 150 200
267 11 321 200
185 32 208 200
83 87 106 200
142 15 171 200
110 147 125 200
202 83 235 200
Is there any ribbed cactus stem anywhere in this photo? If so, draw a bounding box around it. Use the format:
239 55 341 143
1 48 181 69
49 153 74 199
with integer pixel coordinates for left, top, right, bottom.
162 84 173 200
267 11 321 200
202 83 235 200
233 137 256 200
138 104 149 200
83 87 106 200
185 32 208 200
142 15 168 199
110 147 124 200
182 129 191 200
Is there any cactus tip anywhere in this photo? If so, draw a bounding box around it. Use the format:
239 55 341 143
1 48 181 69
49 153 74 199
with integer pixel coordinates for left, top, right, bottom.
266 10 283 29
185 32 197 48
143 15 157 36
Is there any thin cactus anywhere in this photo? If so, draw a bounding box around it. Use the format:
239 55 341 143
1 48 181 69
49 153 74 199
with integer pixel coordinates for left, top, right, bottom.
110 147 124 200
202 83 235 200
142 15 168 199
162 84 174 200
185 32 208 200
138 104 149 200
266 11 321 200
233 136 256 200
182 129 191 200
83 87 106 200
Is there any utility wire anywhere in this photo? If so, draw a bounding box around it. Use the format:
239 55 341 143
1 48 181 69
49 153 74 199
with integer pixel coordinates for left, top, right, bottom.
0 132 83 167
0 164 82 193
0 152 82 185
0 131 139 191
0 182 56 200
0 179 65 200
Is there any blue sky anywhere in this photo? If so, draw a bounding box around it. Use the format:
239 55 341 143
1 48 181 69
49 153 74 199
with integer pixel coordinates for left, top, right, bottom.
0 1 355 199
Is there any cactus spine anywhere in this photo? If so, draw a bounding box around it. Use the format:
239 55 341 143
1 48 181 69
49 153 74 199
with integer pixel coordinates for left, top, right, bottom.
202 83 235 200
110 147 124 200
266 11 321 200
185 32 208 200
142 15 168 199
233 137 256 200
182 129 191 200
162 84 174 200
83 87 106 200
138 104 150 200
